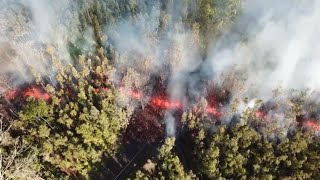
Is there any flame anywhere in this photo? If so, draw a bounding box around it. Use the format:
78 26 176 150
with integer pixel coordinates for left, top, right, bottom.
4 89 18 100
118 87 142 99
151 97 181 109
207 107 222 117
94 88 109 93
6 84 320 135
4 87 51 101
255 110 267 119
304 120 320 132
23 87 50 101
131 91 142 99
94 87 223 116
3 85 223 117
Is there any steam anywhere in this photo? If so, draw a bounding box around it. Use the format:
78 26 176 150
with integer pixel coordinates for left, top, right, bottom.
109 0 320 135
165 114 176 137
105 2 206 136
0 0 94 91
2 0 320 136
209 0 320 99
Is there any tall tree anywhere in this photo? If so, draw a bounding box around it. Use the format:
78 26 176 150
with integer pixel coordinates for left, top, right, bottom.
13 49 131 178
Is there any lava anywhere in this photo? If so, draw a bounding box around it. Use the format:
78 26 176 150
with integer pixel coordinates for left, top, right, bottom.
149 95 222 117
3 84 223 117
255 110 267 119
304 120 320 132
150 97 182 109
118 87 142 99
94 87 109 93
207 107 223 117
4 89 18 100
131 91 142 99
3 86 50 101
23 87 50 101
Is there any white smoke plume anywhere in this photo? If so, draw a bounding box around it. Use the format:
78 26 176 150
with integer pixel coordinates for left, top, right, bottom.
105 2 204 136
209 0 320 100
2 0 320 135
165 113 176 137
105 0 320 135
0 0 95 92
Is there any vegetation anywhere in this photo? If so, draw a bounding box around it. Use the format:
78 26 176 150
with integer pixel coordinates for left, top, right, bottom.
0 0 319 179
0 114 41 180
9 49 131 179
133 138 196 180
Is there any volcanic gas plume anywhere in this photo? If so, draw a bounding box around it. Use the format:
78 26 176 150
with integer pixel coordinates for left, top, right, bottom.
1 0 320 139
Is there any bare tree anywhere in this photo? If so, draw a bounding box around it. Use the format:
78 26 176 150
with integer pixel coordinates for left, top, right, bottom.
0 113 43 180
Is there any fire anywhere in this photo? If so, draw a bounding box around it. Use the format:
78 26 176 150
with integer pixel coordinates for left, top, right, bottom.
118 87 142 99
3 84 223 117
150 96 223 117
23 87 50 101
151 97 181 109
207 107 222 117
130 91 142 99
4 89 18 100
3 86 50 101
94 87 109 93
4 86 51 101
304 120 320 132
255 110 267 119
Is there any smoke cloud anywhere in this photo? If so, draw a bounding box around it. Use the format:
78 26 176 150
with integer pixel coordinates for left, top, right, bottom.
209 0 320 100
2 0 320 135
0 0 94 91
105 2 204 136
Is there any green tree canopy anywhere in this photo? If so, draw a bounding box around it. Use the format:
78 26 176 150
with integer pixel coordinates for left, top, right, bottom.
13 49 131 178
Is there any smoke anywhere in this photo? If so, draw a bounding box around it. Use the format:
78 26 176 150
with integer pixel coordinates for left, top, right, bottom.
0 0 95 92
209 0 320 100
2 0 320 135
115 0 320 135
108 0 320 135
105 2 205 136
165 114 176 137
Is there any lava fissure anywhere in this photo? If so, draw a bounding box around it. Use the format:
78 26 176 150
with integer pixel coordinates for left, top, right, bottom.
3 82 320 136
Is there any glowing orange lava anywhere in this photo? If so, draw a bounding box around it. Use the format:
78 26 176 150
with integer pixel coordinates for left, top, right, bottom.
304 120 320 132
4 89 18 100
23 87 50 101
207 107 222 117
94 87 109 93
3 85 223 117
151 97 182 109
255 110 267 119
118 87 142 99
130 91 142 99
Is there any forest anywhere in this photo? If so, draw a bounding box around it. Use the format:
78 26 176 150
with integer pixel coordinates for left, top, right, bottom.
0 0 320 179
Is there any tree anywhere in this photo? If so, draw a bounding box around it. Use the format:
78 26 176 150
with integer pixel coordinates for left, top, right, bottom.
13 49 131 178
0 112 42 180
196 0 242 47
132 137 197 180
194 122 320 179
181 104 320 179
